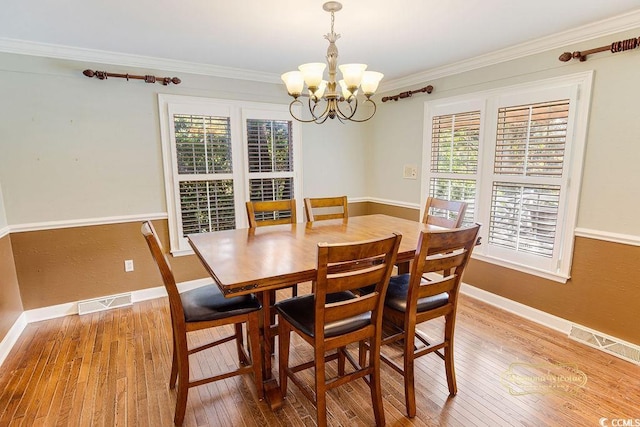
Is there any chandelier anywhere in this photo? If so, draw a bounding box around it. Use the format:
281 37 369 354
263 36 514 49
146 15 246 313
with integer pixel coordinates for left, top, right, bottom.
281 1 383 124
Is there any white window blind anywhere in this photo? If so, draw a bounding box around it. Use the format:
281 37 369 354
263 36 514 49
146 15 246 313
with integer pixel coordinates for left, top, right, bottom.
428 109 480 225
489 100 569 258
246 118 296 222
423 72 593 281
173 114 236 235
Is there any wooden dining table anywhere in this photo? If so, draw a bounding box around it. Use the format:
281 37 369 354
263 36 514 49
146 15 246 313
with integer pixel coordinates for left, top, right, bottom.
187 214 439 409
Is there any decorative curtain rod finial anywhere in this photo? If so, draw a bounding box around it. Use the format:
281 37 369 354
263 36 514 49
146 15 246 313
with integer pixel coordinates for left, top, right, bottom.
82 69 181 85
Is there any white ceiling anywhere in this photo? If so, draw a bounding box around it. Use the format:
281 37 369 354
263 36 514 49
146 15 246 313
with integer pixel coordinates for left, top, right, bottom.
2 0 640 86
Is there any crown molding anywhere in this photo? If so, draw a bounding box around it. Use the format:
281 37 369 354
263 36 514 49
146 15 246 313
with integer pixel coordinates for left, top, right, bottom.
380 9 640 93
1 9 640 94
0 38 281 84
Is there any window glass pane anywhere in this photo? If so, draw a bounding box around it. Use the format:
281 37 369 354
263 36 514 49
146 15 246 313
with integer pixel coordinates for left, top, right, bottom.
429 178 476 225
174 115 232 174
489 182 560 258
179 180 235 234
247 119 293 173
431 110 480 174
249 177 294 222
494 100 569 177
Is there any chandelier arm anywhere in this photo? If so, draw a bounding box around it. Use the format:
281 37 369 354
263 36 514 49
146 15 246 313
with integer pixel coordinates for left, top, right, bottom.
340 98 378 123
334 97 359 120
288 99 321 123
310 98 333 123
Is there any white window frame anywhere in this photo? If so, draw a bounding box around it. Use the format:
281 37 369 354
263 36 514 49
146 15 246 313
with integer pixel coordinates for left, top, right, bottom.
422 71 593 282
159 94 303 255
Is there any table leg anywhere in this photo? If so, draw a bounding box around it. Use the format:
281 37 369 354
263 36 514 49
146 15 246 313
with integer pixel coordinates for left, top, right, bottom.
258 290 284 410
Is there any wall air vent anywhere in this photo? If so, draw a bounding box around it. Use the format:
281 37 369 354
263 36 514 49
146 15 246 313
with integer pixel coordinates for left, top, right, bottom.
569 325 640 365
78 293 132 315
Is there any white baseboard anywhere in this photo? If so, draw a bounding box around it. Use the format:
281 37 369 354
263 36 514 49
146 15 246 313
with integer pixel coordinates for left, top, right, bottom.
460 283 572 334
0 312 27 367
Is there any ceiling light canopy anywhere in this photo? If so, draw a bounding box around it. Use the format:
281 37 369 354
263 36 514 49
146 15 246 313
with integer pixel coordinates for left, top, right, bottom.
281 1 383 124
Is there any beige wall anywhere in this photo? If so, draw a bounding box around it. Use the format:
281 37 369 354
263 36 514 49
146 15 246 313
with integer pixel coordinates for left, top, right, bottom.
10 220 206 310
366 27 640 237
0 235 22 341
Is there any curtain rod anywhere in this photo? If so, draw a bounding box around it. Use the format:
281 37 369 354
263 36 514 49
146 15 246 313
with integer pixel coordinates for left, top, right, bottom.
382 85 433 103
559 36 640 62
83 69 181 85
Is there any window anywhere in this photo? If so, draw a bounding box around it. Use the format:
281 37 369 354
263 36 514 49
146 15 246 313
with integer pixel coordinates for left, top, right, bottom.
159 96 302 255
423 72 593 282
429 108 481 225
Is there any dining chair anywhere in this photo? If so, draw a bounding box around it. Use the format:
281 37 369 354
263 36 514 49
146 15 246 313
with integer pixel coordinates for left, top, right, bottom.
375 224 480 418
275 233 402 427
422 196 468 228
246 199 297 228
304 196 348 222
141 221 263 426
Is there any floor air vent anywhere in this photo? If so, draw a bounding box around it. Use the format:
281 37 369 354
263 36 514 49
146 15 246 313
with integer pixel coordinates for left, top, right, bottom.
569 325 640 365
78 293 132 315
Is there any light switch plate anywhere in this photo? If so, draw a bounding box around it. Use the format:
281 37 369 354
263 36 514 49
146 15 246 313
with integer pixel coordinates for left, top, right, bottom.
403 164 417 180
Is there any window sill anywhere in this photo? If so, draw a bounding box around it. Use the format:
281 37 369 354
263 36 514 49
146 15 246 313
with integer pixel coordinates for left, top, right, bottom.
470 253 570 284
170 248 195 257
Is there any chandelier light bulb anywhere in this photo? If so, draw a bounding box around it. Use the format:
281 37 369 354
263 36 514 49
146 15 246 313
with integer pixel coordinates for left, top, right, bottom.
298 63 326 90
281 71 305 97
338 64 367 91
361 71 384 96
312 80 328 100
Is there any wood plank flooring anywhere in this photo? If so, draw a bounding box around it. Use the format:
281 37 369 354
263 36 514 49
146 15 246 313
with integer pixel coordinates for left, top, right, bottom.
1 287 638 426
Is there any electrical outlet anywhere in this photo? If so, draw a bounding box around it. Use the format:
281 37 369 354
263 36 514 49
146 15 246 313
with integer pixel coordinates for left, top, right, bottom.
124 259 134 272
403 164 417 180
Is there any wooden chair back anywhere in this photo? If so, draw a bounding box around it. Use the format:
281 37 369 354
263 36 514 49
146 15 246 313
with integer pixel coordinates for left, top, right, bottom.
141 221 185 329
246 199 297 228
422 196 468 228
409 224 480 311
304 196 348 222
314 233 401 344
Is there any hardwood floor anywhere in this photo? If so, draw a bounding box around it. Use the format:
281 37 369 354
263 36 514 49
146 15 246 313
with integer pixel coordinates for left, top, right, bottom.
1 286 638 426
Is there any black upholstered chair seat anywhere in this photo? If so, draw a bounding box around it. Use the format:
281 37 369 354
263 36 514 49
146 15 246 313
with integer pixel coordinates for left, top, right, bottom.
384 274 449 313
180 284 261 323
275 291 371 338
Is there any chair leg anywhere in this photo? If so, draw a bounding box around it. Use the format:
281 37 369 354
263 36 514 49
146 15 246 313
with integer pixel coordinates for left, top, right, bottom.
235 323 248 365
369 337 386 426
169 336 178 389
315 346 328 427
248 313 265 400
291 284 298 297
337 346 346 376
174 345 190 426
444 314 458 396
278 321 291 398
404 329 417 418
358 341 367 367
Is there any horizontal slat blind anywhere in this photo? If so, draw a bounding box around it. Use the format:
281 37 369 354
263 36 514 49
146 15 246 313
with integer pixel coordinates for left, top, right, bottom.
249 177 294 222
489 182 560 258
247 119 293 172
494 100 569 177
174 115 232 174
431 111 480 174
179 180 236 234
429 178 476 225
